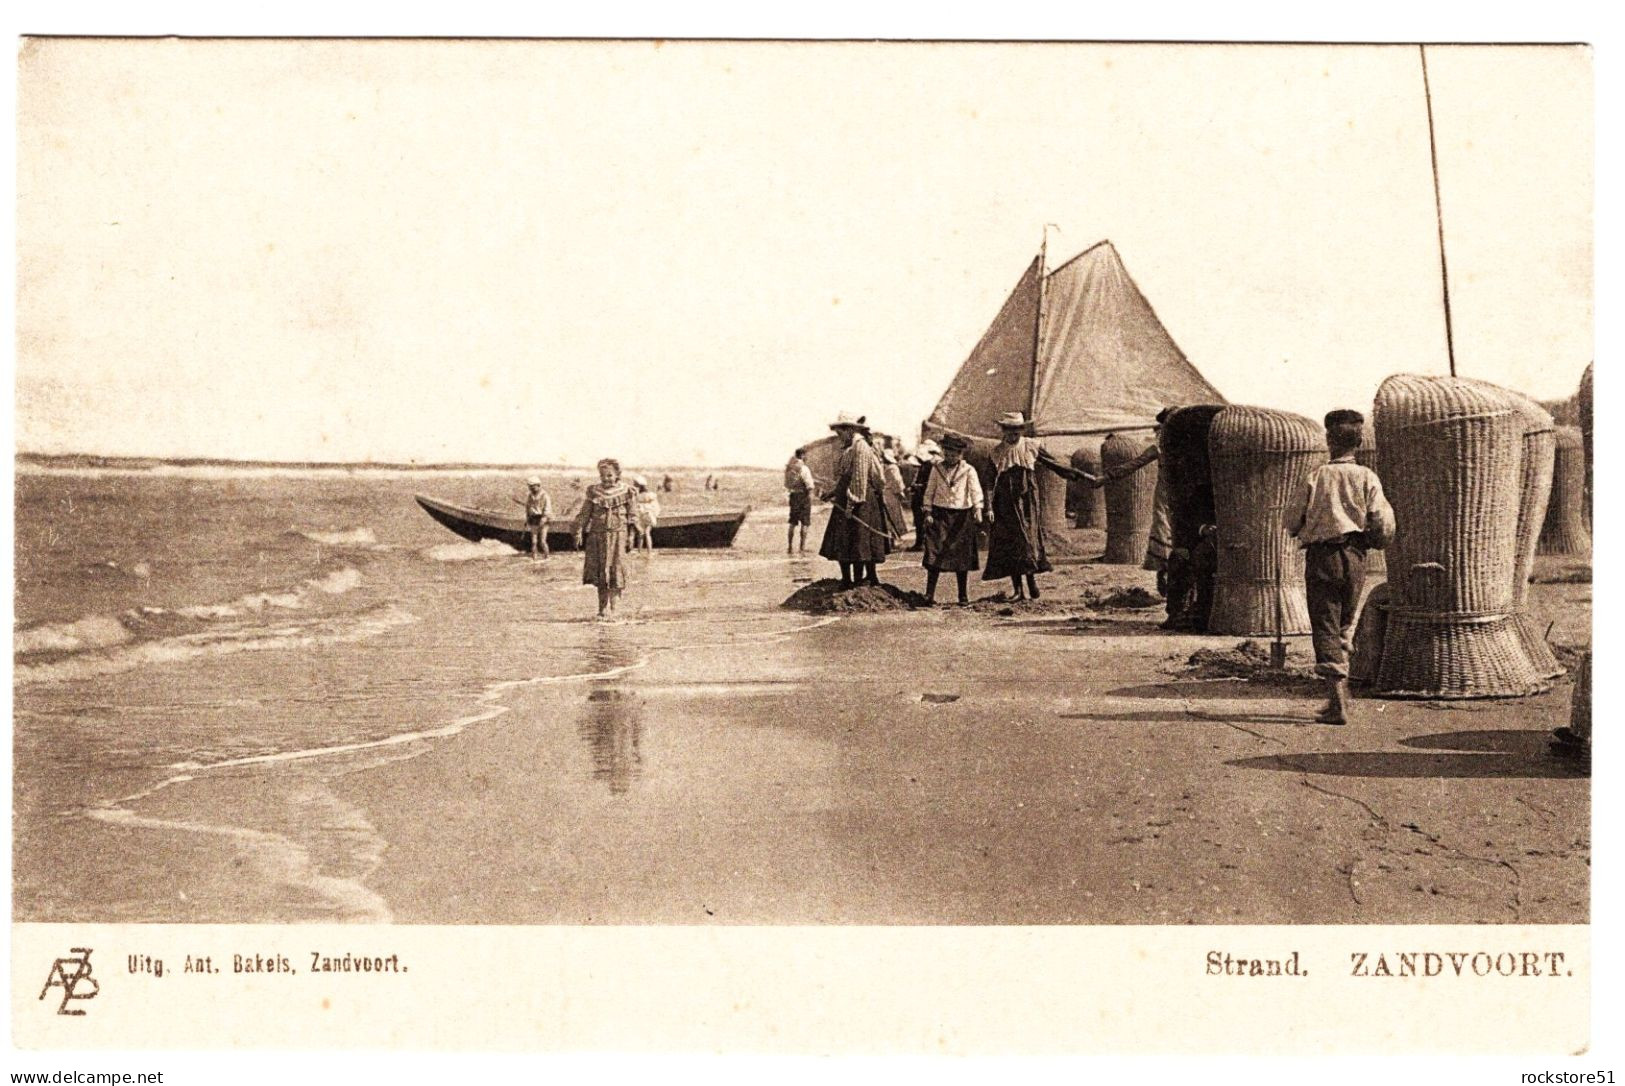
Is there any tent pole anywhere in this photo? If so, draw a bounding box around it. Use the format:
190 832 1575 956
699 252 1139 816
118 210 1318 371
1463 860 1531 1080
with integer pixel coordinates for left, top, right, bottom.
1420 44 1457 378
1030 226 1051 424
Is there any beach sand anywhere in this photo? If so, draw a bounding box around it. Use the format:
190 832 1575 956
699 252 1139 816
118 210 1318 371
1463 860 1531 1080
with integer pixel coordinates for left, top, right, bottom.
30 517 1587 926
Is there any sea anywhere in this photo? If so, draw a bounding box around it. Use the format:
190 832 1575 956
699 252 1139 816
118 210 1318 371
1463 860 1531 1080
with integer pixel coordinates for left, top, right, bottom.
12 464 816 920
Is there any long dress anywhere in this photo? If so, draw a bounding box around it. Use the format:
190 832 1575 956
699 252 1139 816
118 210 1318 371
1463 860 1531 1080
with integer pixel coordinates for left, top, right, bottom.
575 481 637 588
817 437 891 564
983 438 1053 580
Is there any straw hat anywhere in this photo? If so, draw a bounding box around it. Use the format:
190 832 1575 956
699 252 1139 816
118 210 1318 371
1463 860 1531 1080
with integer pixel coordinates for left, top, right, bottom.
996 411 1029 430
914 439 943 461
526 476 542 487
829 411 871 433
631 473 648 488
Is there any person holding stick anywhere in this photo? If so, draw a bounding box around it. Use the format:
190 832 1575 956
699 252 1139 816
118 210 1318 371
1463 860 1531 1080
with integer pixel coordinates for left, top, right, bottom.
982 412 1099 601
817 412 890 589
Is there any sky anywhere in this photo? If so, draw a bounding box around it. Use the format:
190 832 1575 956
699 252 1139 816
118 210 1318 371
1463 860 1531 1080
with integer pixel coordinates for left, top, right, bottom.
14 40 1592 466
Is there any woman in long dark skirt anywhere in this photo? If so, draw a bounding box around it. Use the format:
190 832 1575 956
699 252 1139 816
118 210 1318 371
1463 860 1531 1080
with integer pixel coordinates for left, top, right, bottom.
982 411 1099 601
817 412 891 588
921 434 983 605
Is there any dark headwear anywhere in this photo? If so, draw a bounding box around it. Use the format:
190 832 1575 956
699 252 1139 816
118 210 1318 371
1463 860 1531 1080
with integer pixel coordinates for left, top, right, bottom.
1155 406 1177 424
940 433 971 453
1324 409 1365 428
794 447 807 458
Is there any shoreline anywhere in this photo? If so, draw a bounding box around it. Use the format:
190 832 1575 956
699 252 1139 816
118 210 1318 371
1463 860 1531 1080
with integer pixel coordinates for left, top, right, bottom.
23 550 1589 926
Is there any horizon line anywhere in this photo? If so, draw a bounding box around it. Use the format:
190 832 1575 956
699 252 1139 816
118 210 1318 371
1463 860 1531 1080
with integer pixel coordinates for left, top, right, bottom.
15 451 783 471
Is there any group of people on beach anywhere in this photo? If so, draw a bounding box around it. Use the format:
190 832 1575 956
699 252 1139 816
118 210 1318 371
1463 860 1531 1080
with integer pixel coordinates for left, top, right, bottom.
796 409 1097 606
795 405 1393 727
522 403 1392 725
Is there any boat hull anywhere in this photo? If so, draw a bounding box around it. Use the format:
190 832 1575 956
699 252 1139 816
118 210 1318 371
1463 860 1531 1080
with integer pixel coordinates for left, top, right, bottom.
414 494 749 552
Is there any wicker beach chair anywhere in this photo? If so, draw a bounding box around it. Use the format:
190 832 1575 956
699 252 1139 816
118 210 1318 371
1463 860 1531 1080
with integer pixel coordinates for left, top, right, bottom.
1496 390 1564 680
1206 406 1327 636
1371 375 1549 698
1100 431 1158 565
1354 422 1387 580
1068 442 1107 528
1537 426 1591 557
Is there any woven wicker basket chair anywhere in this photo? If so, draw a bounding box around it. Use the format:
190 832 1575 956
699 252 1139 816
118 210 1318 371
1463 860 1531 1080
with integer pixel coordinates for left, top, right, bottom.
1348 581 1389 686
1371 375 1548 698
1577 363 1592 528
1495 390 1563 680
1206 407 1327 635
1101 431 1159 565
1068 442 1107 528
1537 426 1591 557
1353 423 1387 579
1569 649 1591 745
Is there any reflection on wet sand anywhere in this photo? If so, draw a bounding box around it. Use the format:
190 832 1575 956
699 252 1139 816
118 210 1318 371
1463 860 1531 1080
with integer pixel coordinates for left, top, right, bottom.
577 627 645 794
578 687 643 794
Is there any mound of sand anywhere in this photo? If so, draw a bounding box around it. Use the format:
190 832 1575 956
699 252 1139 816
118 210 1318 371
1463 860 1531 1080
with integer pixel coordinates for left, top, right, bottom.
1178 640 1319 687
781 579 930 614
1084 586 1162 610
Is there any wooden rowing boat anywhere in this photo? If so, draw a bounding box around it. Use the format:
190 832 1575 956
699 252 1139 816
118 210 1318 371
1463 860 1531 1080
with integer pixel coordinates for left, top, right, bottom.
414 494 750 552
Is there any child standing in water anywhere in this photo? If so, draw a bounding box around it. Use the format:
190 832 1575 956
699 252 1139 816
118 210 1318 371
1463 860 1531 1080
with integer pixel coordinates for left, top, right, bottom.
632 474 660 553
513 476 553 561
574 459 638 618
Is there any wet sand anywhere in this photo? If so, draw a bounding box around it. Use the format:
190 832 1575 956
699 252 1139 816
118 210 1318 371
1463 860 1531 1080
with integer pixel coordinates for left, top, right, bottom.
39 521 1590 926
346 559 1588 925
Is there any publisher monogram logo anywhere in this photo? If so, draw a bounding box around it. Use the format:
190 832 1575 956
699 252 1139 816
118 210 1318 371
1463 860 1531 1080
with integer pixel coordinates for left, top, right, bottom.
39 947 99 1015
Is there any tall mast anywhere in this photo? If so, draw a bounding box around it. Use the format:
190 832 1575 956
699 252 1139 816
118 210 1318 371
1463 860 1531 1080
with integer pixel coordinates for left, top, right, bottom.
1420 44 1458 377
1030 224 1052 424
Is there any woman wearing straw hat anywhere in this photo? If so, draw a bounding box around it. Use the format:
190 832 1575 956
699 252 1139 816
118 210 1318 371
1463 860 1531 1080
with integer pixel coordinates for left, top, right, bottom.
817 412 891 588
983 411 1099 601
573 458 639 618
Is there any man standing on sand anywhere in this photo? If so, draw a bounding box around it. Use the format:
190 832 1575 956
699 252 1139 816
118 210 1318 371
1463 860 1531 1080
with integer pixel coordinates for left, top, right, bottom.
785 446 816 554
1287 409 1394 725
513 476 553 560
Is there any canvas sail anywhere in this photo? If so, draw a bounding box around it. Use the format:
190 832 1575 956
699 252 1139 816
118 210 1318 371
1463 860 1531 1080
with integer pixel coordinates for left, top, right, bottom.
926 241 1224 442
924 256 1042 439
1033 242 1225 435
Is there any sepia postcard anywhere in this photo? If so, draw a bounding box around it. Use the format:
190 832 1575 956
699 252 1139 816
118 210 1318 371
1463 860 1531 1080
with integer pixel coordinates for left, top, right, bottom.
9 35 1598 1061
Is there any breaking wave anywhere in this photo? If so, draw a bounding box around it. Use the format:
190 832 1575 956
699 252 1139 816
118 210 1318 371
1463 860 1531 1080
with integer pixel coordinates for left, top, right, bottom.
13 614 134 656
296 527 380 547
172 567 364 620
421 539 517 563
14 605 419 687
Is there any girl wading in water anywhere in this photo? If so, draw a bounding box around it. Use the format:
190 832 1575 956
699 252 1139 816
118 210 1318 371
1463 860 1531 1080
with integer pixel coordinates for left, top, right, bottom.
574 458 638 618
983 411 1100 601
817 411 892 588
